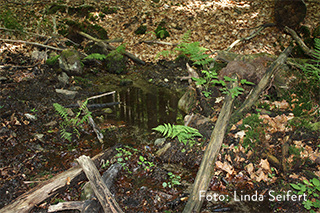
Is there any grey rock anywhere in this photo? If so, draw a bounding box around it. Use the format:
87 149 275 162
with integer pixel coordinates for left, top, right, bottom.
58 49 83 75
57 72 69 87
154 138 166 146
55 89 78 99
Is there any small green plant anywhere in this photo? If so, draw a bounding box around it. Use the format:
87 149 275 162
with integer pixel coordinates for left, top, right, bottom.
162 172 181 188
219 77 255 98
268 167 276 178
175 41 213 66
155 25 169 39
193 71 254 98
53 99 91 142
192 69 223 97
83 53 107 61
115 146 138 173
30 108 38 113
299 38 320 85
137 155 155 171
291 178 320 212
239 114 264 149
46 55 60 66
152 123 202 147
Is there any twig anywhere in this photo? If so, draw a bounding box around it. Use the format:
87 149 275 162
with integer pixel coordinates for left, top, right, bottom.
77 100 104 143
0 38 65 51
0 27 76 46
226 24 272 51
87 91 116 101
142 40 178 46
0 62 40 70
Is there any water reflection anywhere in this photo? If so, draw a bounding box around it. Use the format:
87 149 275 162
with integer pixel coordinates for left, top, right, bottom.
94 87 184 129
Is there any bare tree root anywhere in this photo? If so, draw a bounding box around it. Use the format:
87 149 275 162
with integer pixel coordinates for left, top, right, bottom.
284 26 316 58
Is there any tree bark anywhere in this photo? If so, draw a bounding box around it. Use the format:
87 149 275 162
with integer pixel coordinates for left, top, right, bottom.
182 76 238 213
0 148 116 213
76 155 124 213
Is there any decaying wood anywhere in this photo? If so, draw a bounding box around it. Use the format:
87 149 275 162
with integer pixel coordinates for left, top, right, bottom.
48 163 122 212
0 148 116 213
77 155 124 213
78 31 146 65
231 46 292 123
183 76 238 213
48 201 86 212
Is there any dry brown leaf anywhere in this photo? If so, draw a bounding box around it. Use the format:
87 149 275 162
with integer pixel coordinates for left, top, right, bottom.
216 161 234 175
259 159 271 172
245 163 254 175
256 169 269 182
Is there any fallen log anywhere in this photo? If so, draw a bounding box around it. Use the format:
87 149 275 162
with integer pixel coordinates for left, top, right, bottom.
0 147 116 213
48 163 122 213
182 75 238 213
78 31 146 65
77 155 124 213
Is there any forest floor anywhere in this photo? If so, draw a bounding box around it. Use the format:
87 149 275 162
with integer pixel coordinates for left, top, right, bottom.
0 0 320 212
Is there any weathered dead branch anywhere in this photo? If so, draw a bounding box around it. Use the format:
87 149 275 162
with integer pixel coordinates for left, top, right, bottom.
78 31 146 65
182 76 238 213
0 38 65 51
0 148 116 213
77 155 124 213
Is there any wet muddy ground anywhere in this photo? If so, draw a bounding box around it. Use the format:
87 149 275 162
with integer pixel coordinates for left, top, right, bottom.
1 48 319 213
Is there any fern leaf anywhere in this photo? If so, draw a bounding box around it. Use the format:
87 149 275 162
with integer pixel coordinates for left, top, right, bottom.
53 103 69 120
83 53 107 61
60 128 72 142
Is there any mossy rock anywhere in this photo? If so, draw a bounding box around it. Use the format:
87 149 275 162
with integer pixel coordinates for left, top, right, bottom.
68 5 95 17
104 50 127 74
58 49 83 75
47 3 95 17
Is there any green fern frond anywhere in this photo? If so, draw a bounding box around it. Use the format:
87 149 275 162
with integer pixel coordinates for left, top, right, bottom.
152 123 202 146
83 53 107 61
53 103 69 120
60 126 72 142
181 30 191 43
